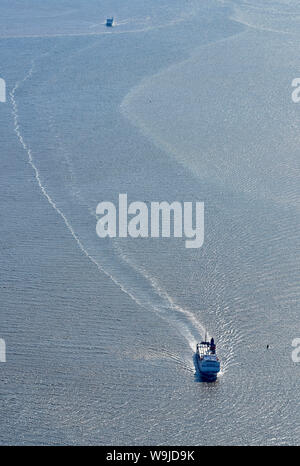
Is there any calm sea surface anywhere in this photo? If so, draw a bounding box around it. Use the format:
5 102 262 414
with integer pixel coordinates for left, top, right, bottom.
0 0 299 445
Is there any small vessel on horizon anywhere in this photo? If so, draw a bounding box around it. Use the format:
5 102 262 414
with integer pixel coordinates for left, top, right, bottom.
106 17 114 27
196 336 220 381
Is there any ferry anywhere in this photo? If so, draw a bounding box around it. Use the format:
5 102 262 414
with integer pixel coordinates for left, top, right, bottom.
106 17 114 27
196 337 220 381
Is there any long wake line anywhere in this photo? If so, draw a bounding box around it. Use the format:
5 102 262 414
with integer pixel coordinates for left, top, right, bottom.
9 61 146 310
9 60 208 354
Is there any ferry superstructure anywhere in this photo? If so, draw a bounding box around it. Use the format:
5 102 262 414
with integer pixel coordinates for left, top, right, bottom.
196 337 220 381
106 17 114 27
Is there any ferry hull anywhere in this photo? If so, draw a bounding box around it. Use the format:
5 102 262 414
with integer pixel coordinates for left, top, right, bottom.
197 354 220 381
195 339 220 381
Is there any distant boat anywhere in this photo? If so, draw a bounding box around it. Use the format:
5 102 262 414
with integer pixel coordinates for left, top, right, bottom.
196 337 220 381
106 17 114 27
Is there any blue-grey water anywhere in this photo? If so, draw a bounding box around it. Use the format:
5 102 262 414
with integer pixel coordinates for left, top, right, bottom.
0 0 299 445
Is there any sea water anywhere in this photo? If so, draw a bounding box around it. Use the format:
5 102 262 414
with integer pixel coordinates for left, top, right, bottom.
0 0 299 445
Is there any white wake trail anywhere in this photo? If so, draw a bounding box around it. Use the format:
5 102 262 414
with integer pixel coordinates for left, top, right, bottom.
9 61 146 311
10 60 208 357
112 243 209 350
